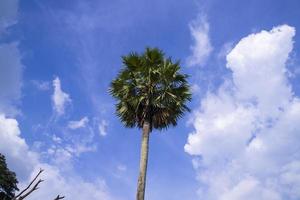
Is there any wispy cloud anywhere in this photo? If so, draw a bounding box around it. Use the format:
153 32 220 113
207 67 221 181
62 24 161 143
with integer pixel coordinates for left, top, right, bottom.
0 1 23 116
98 119 108 136
0 104 111 200
0 0 18 34
117 164 127 172
186 15 213 67
48 117 98 168
31 80 50 91
0 1 114 199
0 43 23 116
52 77 71 116
68 116 89 129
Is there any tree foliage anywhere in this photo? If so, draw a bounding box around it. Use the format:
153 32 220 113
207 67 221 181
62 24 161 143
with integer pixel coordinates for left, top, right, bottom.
0 153 19 200
110 47 191 130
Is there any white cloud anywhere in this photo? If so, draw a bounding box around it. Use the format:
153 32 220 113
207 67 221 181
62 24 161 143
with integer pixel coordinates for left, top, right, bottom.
52 77 71 116
52 134 62 143
0 113 112 199
46 117 97 168
22 164 112 200
68 116 89 129
185 25 300 200
47 146 74 167
219 177 281 200
226 25 293 117
98 119 108 136
0 114 38 180
186 15 213 67
47 134 97 168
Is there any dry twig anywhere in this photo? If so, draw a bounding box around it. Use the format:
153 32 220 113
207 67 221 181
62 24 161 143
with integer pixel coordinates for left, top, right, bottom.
53 195 65 200
12 169 64 200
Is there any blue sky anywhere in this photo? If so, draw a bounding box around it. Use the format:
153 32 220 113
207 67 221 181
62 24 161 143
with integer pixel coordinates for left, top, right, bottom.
1 0 300 200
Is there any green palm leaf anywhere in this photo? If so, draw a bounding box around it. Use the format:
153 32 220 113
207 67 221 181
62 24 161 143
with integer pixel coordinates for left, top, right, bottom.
110 47 191 130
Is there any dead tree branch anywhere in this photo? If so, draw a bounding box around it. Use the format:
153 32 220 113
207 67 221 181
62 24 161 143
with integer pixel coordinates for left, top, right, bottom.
12 168 64 200
13 169 44 200
18 179 44 200
54 195 65 200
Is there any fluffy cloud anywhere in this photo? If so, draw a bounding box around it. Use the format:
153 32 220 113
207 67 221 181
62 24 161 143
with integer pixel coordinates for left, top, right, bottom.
186 15 213 67
0 113 111 199
0 114 38 180
22 164 112 200
185 25 300 200
68 116 89 129
52 77 71 115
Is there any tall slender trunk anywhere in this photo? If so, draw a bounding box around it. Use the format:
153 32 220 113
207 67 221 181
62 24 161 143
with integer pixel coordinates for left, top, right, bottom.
136 121 151 200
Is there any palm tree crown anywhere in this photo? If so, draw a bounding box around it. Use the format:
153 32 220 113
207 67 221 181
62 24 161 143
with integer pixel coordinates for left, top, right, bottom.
110 47 191 130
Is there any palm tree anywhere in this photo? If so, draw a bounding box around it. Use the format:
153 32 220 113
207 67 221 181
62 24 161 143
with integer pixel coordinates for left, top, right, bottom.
110 47 191 200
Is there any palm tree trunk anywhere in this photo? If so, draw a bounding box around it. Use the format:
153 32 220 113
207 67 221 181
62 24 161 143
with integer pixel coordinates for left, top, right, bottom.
136 121 150 200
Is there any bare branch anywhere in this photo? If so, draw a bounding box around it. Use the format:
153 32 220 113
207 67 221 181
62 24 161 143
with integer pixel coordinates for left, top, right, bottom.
54 195 65 200
18 179 44 200
13 168 64 200
13 169 44 200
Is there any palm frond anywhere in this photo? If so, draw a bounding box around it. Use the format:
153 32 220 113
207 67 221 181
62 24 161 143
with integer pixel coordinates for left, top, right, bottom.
110 47 192 130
